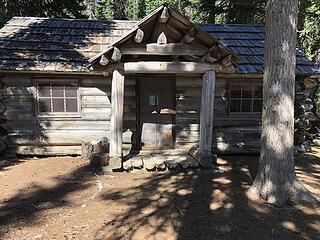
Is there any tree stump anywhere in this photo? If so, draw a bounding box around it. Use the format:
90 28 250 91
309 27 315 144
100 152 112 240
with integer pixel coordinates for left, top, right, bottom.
81 137 109 169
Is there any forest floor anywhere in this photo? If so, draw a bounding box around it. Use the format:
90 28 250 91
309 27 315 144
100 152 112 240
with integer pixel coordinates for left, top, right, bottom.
0 147 319 240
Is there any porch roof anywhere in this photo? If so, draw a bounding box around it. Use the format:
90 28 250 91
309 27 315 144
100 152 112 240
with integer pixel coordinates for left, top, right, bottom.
0 16 318 75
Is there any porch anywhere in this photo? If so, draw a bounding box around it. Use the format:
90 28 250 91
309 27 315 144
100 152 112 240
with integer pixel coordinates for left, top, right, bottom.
88 6 238 172
122 149 200 171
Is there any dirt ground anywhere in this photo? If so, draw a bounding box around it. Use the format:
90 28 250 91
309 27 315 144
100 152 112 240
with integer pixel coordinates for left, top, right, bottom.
0 148 319 240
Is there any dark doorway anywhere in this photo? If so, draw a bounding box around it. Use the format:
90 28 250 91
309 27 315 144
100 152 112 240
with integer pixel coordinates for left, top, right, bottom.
137 75 176 150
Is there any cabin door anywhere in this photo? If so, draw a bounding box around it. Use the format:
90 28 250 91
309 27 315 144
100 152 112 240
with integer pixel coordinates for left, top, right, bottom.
138 75 175 150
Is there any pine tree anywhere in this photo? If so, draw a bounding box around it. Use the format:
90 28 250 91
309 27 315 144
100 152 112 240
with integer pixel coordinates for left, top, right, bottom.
248 0 318 205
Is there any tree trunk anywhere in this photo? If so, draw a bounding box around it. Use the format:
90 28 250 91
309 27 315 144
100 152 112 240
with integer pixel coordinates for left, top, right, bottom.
248 0 318 205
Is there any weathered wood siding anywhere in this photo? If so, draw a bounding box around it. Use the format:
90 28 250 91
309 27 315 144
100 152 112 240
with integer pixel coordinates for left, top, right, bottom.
175 74 262 154
1 73 113 155
2 72 262 156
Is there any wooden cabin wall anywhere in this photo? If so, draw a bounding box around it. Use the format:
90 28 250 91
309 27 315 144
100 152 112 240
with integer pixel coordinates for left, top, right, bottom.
175 74 262 154
1 73 114 155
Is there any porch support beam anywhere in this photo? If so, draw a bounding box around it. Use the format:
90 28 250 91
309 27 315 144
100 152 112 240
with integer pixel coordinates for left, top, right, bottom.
106 69 125 171
119 43 208 56
199 70 216 167
124 61 223 74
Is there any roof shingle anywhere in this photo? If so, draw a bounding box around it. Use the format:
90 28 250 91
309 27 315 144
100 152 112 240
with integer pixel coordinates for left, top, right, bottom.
0 17 318 75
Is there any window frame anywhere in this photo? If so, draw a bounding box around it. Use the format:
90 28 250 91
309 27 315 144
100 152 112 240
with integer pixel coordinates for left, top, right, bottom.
228 81 262 115
34 79 81 118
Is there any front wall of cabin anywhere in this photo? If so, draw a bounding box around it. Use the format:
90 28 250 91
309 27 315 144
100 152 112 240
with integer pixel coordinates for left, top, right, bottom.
175 74 261 154
1 72 262 156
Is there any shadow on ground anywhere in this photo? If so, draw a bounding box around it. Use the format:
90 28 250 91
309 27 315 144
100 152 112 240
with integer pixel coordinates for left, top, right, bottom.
0 154 319 240
0 163 95 237
96 155 320 240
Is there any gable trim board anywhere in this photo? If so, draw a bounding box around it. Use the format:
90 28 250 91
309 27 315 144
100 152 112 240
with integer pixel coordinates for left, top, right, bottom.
0 5 318 166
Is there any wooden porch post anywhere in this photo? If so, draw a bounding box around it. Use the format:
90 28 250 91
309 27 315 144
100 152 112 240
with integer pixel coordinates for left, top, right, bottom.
199 70 216 167
107 69 125 171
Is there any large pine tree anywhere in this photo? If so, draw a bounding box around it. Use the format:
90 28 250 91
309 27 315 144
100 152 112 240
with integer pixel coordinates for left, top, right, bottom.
248 0 318 205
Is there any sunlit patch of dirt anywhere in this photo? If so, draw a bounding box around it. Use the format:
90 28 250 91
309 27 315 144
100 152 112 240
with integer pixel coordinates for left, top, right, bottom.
0 147 319 240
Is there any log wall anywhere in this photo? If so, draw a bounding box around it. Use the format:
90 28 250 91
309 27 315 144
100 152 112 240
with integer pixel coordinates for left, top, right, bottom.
1 73 112 155
175 74 262 154
1 72 262 156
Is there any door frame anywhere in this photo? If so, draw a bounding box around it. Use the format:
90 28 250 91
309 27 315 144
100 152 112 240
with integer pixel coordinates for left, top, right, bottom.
136 74 176 151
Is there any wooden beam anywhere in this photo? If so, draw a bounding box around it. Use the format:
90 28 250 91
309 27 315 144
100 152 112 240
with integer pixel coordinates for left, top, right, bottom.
99 54 109 66
124 61 222 73
221 55 233 66
147 43 208 55
199 70 216 168
107 69 125 171
159 6 169 23
157 32 167 44
119 43 208 56
202 45 220 63
181 28 195 44
134 28 144 44
111 47 121 62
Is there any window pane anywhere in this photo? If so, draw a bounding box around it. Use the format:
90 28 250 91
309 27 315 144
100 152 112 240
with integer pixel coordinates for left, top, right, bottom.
66 99 78 112
52 84 64 97
39 98 51 112
242 100 251 112
230 85 241 98
38 84 50 97
52 98 64 112
65 83 78 97
230 100 241 112
253 85 262 98
253 100 262 112
242 85 252 98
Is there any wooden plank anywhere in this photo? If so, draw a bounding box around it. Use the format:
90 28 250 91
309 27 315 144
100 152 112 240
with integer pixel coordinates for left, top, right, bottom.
164 156 179 169
3 120 111 131
142 154 156 171
81 108 111 120
131 155 143 169
14 145 81 155
199 70 215 167
120 43 208 56
146 43 208 56
186 155 199 168
81 87 109 96
108 70 124 170
174 155 191 169
151 154 166 170
124 62 223 74
6 129 110 146
181 28 195 44
122 158 133 171
81 96 111 108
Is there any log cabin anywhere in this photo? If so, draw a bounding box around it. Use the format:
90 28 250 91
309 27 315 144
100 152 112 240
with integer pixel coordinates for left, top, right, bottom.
0 5 319 170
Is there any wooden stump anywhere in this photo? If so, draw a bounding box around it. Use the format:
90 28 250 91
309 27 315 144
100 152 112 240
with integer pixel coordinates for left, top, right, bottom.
82 138 109 169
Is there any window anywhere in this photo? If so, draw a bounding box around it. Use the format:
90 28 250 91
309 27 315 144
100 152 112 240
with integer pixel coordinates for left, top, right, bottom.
229 83 262 113
36 82 79 115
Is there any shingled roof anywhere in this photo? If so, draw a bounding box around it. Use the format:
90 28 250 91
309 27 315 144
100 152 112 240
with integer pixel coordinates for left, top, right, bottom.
201 24 319 75
0 17 319 75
